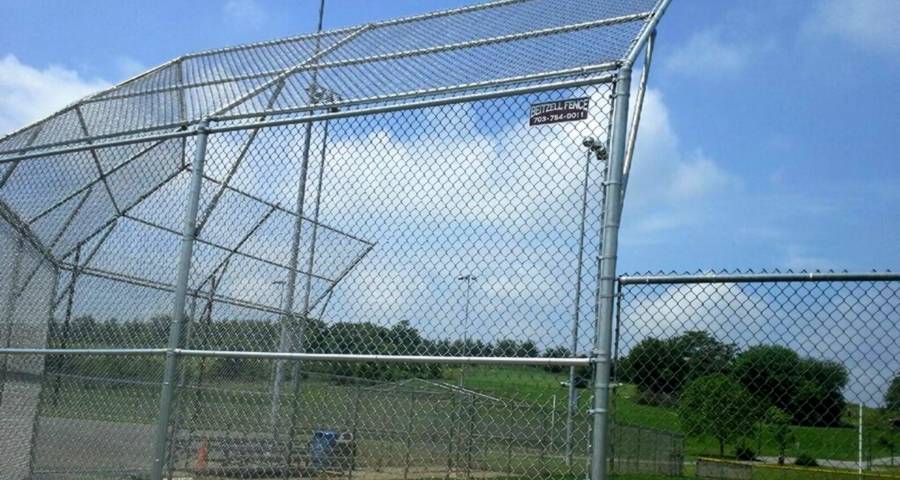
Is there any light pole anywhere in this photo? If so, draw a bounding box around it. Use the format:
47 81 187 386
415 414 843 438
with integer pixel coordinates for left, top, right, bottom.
272 280 286 311
564 138 608 466
270 0 332 443
457 274 477 386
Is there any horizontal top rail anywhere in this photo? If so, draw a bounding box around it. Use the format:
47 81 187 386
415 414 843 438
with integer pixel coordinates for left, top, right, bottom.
618 271 900 285
0 348 591 367
180 0 528 61
0 0 660 158
0 72 615 164
0 348 168 356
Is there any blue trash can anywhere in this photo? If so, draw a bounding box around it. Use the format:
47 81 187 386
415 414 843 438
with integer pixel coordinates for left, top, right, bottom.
309 431 355 472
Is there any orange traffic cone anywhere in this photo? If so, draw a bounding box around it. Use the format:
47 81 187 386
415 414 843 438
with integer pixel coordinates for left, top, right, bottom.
196 436 208 471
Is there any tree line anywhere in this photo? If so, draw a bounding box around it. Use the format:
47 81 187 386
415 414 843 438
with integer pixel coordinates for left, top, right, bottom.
618 331 849 427
47 315 545 383
617 330 853 458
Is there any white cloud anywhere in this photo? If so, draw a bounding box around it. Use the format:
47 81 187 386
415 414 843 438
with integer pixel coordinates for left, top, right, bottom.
0 54 109 136
620 282 768 351
670 151 735 200
665 29 751 76
623 87 739 233
114 56 146 80
224 0 268 30
808 0 900 54
189 98 610 349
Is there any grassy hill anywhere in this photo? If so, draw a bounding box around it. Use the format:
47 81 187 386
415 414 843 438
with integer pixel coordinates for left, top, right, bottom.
44 363 897 466
449 365 897 463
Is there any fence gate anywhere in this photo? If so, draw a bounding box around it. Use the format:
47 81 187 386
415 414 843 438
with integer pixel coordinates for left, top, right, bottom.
0 1 672 480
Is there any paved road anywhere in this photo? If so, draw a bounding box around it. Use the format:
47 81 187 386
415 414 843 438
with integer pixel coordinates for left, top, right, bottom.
33 416 154 475
0 381 42 480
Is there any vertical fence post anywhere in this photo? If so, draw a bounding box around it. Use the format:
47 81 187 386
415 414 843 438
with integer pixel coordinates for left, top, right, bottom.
540 401 548 473
273 0 328 427
349 381 362 479
465 395 475 479
272 119 311 429
588 66 632 480
505 432 513 475
28 264 60 480
150 120 210 480
0 238 24 407
505 403 513 475
166 292 200 479
53 246 79 406
446 394 457 479
404 389 414 480
636 427 642 474
567 147 592 467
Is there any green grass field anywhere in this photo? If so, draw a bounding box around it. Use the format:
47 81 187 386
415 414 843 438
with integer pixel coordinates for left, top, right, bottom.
447 366 896 465
39 364 899 478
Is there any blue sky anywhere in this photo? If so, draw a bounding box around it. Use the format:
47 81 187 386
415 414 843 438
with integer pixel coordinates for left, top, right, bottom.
1 0 898 275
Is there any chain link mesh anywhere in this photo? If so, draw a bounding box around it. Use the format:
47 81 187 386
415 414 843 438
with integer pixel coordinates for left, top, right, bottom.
0 0 659 157
12 2 897 480
0 1 662 475
615 273 900 478
2 75 618 480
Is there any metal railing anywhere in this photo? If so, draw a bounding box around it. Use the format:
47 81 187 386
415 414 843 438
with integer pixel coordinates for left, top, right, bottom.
0 2 680 480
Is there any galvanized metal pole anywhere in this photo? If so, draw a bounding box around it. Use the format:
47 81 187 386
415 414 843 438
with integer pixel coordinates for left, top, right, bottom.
0 238 24 407
53 246 80 406
404 389 414 480
271 0 327 436
165 291 200 480
284 115 332 475
588 66 632 480
621 31 655 203
27 264 60 480
565 147 594 466
858 403 863 475
270 111 314 436
298 118 330 350
457 274 476 387
150 120 210 480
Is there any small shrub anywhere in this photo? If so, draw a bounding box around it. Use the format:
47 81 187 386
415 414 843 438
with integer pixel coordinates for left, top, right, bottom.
734 444 756 461
794 453 818 467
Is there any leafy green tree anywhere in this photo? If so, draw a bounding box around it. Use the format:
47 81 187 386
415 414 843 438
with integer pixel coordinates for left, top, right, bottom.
733 345 800 411
734 346 847 426
543 346 571 373
886 373 900 413
765 406 795 465
492 339 538 357
620 331 736 402
518 340 539 357
789 378 846 427
318 321 442 380
679 373 760 457
877 432 897 468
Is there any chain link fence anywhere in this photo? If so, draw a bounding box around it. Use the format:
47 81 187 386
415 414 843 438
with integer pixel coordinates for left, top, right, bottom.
11 2 895 480
2 72 618 477
0 0 671 474
615 272 900 478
